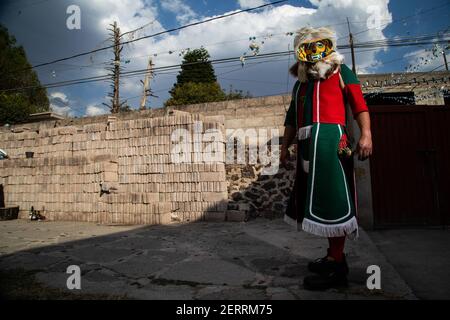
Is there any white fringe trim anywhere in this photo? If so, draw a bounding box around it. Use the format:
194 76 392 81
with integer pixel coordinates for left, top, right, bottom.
284 214 301 231
302 216 359 239
298 125 312 140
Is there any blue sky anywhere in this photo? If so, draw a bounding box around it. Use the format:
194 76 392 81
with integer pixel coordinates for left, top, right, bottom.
0 0 448 117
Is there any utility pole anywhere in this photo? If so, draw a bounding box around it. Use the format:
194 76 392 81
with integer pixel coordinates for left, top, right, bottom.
140 58 154 110
345 18 356 145
104 21 124 114
111 21 122 113
102 20 154 113
443 50 449 71
347 17 357 75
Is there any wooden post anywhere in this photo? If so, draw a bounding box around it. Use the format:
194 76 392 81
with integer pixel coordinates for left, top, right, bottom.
443 50 449 71
346 18 356 144
140 58 154 110
347 17 357 75
111 21 122 113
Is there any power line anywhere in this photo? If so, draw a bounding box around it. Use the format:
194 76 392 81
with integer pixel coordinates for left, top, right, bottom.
7 0 288 75
4 25 447 83
153 56 289 77
3 31 447 85
0 51 294 92
2 35 448 93
3 51 292 88
75 63 450 115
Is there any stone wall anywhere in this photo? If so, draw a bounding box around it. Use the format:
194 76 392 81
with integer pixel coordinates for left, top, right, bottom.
226 146 297 220
171 96 293 220
0 112 228 224
171 94 290 134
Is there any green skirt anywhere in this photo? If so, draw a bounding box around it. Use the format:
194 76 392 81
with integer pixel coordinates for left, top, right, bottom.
285 123 358 239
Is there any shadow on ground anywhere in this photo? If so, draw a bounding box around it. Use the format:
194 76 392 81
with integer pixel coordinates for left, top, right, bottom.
0 218 415 300
368 228 450 300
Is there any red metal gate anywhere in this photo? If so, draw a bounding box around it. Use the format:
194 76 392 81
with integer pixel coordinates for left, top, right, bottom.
369 105 450 227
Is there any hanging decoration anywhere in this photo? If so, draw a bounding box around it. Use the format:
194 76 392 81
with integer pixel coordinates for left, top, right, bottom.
249 41 260 56
239 55 246 67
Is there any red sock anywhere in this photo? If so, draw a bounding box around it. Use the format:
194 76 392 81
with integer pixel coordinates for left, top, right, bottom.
328 236 346 262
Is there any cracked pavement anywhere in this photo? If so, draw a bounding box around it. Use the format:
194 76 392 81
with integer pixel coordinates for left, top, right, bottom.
0 218 416 300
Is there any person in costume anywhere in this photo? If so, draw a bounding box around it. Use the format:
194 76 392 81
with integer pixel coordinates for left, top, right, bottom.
280 26 373 290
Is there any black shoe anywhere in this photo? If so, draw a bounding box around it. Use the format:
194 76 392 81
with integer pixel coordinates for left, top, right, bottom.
308 253 349 276
303 260 349 291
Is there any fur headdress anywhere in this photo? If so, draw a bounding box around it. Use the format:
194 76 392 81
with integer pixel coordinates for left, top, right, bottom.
289 26 344 83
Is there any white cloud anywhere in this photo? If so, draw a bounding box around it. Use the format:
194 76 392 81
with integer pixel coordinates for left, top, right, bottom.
134 0 391 76
160 0 197 24
50 104 74 117
49 91 75 117
137 4 316 69
85 104 109 117
50 0 393 108
237 0 269 9
307 0 392 74
85 0 163 36
49 92 69 103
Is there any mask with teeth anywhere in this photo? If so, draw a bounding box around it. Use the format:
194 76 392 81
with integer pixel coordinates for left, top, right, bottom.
290 27 344 83
297 39 334 63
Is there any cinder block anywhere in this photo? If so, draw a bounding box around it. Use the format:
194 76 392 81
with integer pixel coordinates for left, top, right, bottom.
226 210 246 222
143 193 159 203
199 172 226 182
103 161 118 172
102 171 118 182
159 212 172 224
205 211 225 222
238 203 250 211
202 192 228 202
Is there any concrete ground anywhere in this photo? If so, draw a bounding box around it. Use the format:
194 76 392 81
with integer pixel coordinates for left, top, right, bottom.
0 218 415 300
367 228 450 300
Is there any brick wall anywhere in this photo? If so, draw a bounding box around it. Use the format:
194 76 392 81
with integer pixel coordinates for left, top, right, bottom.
0 112 227 224
171 95 290 134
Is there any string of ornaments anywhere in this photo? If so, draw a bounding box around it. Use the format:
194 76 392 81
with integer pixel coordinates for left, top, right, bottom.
239 35 271 66
46 23 448 104
46 30 296 78
362 43 449 103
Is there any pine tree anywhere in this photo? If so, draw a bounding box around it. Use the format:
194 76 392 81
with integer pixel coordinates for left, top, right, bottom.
165 48 225 106
173 47 217 89
165 47 251 107
0 24 49 124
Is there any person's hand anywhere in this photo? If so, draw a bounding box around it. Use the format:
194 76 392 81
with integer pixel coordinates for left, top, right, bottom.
356 132 372 161
280 146 290 168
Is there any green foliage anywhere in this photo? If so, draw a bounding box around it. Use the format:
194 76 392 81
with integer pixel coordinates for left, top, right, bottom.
165 82 226 106
166 47 251 106
119 104 132 113
172 48 217 90
0 24 49 124
0 93 34 124
225 85 253 100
